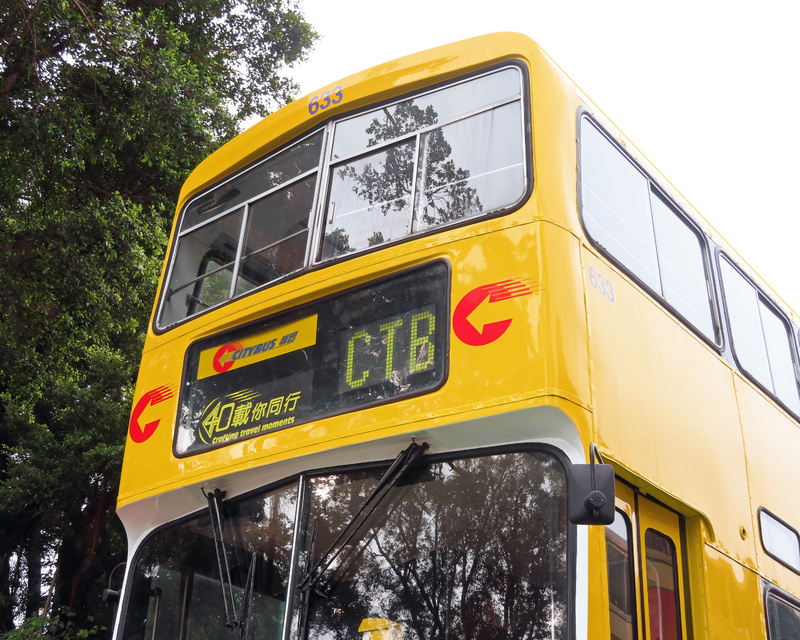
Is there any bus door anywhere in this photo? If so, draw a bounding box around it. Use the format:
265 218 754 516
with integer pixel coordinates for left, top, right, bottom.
606 482 689 640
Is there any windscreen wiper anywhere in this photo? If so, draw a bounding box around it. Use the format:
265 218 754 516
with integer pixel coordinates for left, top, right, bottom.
297 517 319 640
298 440 429 594
205 488 239 630
238 552 257 640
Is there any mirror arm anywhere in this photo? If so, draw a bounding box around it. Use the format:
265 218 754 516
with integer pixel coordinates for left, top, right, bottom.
585 443 607 517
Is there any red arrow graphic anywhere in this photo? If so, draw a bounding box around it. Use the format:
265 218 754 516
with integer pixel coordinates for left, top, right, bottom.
129 385 175 443
213 342 243 373
453 279 535 346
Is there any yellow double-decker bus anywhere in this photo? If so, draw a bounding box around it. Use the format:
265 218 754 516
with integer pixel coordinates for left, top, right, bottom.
116 33 800 640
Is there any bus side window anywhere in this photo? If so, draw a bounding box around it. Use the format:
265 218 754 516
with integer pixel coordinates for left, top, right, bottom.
644 529 681 640
720 257 800 416
766 590 800 639
606 510 638 640
580 118 659 293
580 116 717 344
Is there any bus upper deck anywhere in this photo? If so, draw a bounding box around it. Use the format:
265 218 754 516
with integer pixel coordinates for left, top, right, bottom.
118 32 800 640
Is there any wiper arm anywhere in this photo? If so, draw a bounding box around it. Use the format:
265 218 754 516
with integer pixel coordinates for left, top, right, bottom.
205 488 239 629
298 440 429 593
297 517 318 640
238 552 257 640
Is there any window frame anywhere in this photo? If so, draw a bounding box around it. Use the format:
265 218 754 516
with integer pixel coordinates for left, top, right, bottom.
718 252 800 419
764 584 800 640
606 509 638 640
758 507 800 575
642 527 683 640
155 62 532 333
187 248 240 317
576 111 721 350
314 82 528 262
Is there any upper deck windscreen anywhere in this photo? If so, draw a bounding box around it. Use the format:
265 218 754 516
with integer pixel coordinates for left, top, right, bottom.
157 65 527 329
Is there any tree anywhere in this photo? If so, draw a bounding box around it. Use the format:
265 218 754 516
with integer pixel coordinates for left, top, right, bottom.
0 0 316 635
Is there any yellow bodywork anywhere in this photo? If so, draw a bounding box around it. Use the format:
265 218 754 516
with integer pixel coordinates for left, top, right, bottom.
120 32 800 639
358 618 405 640
120 32 589 506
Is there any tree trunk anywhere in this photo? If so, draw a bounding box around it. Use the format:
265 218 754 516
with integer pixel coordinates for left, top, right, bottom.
0 550 14 633
24 539 42 619
51 489 112 617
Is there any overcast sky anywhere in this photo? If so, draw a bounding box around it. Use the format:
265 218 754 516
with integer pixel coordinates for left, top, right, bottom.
286 0 800 311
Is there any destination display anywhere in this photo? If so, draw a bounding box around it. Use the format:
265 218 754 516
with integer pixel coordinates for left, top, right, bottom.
175 262 449 456
339 305 437 393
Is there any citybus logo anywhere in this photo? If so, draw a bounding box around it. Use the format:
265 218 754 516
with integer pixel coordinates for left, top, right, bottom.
213 342 243 374
197 316 316 381
129 385 175 443
453 279 538 346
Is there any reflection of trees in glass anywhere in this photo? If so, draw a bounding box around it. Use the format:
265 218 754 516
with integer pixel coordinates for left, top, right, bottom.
122 524 228 640
330 101 481 242
368 231 385 247
195 257 233 308
336 148 413 217
304 452 567 640
334 104 438 218
324 228 353 255
231 492 297 640
416 127 482 227
122 452 565 640
121 486 298 640
367 103 439 146
185 134 323 227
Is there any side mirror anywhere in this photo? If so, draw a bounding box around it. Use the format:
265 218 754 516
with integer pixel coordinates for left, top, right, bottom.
101 561 126 606
568 444 615 525
102 588 120 603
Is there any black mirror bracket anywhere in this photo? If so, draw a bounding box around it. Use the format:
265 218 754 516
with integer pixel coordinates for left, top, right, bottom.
568 443 615 525
584 443 607 512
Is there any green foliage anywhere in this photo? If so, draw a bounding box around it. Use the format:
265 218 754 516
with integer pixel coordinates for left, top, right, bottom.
0 0 316 633
3 610 106 640
0 616 44 640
